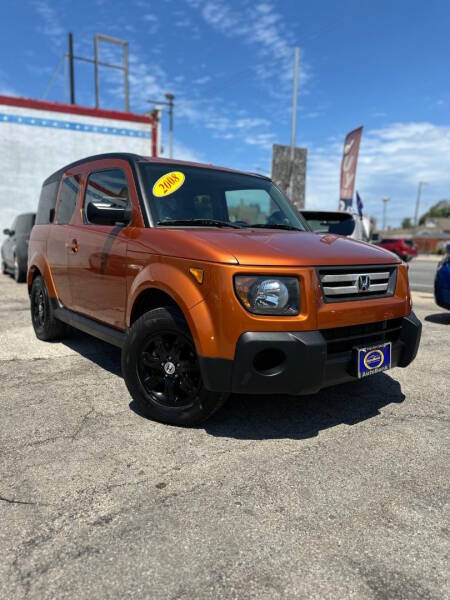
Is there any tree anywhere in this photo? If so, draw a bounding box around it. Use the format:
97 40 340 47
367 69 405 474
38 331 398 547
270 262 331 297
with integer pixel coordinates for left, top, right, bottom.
402 218 413 229
419 200 450 225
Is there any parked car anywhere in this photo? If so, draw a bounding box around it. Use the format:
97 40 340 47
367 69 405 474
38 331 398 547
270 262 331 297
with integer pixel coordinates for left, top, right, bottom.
434 243 450 310
300 210 371 242
1 212 36 282
377 238 418 262
28 153 421 426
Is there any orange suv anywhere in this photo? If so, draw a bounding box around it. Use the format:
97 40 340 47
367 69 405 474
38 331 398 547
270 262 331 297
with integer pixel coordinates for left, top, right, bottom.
28 153 421 425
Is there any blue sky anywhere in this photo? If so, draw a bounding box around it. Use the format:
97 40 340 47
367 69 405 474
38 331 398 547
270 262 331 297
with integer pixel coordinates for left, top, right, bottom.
1 0 449 227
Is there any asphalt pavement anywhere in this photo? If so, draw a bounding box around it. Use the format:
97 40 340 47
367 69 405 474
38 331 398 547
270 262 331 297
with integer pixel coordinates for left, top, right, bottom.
0 274 449 600
408 256 440 293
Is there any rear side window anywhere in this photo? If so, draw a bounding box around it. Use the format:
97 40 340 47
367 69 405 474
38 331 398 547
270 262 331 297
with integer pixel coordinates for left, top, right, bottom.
84 169 130 224
36 180 60 225
57 175 81 224
15 214 36 233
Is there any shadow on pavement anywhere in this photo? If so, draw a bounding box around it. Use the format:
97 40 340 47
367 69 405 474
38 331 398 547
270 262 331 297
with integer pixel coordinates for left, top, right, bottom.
62 331 406 441
204 373 405 440
62 331 122 376
424 312 450 325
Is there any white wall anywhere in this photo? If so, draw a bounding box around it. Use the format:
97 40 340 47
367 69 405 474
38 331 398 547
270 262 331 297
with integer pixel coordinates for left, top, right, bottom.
0 104 153 236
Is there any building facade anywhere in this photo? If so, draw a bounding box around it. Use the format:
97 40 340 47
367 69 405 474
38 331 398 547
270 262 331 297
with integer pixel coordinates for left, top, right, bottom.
0 95 158 234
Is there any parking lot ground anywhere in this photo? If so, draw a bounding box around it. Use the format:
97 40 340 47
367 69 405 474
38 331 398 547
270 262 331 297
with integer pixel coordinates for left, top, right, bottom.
408 256 440 293
0 274 449 600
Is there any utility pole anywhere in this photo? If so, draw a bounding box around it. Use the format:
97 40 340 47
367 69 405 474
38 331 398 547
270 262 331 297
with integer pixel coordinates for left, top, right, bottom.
287 47 300 201
165 93 174 159
382 197 390 231
68 32 75 104
414 181 426 226
148 94 175 158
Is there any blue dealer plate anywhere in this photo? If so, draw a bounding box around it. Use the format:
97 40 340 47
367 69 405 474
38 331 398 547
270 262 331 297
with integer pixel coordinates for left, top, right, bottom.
357 342 392 378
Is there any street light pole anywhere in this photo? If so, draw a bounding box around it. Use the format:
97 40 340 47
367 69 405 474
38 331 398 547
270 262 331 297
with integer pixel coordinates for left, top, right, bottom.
414 181 426 227
382 197 390 231
287 47 300 202
290 47 300 162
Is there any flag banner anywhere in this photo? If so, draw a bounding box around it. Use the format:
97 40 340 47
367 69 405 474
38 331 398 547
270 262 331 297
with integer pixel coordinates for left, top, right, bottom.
339 126 363 210
356 191 363 217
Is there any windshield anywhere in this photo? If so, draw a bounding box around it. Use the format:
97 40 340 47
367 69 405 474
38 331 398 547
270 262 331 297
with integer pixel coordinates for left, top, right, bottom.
139 164 307 230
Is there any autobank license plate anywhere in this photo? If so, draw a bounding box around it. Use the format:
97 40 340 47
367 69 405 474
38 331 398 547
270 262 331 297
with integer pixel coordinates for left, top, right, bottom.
357 342 391 378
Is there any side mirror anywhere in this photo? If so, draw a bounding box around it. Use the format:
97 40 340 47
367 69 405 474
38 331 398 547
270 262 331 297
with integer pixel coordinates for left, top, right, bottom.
3 228 10 236
87 202 132 226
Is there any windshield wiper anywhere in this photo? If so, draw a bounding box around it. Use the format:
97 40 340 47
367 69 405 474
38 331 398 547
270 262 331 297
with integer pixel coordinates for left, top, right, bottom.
248 223 303 231
157 219 242 229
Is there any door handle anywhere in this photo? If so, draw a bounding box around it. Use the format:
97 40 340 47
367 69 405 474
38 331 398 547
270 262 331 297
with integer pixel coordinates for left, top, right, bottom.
65 239 78 253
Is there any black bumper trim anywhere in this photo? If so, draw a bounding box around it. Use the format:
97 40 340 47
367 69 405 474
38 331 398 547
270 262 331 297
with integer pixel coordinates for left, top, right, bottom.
198 312 422 395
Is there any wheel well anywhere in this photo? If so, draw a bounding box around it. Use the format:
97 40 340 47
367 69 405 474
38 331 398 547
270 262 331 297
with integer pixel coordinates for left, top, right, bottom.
129 288 183 325
28 266 41 293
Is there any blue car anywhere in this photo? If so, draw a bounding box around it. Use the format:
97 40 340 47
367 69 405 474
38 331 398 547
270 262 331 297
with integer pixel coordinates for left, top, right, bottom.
434 243 450 310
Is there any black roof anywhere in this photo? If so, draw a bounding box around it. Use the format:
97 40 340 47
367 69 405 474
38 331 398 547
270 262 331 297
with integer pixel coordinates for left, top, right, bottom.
43 153 144 185
43 152 271 186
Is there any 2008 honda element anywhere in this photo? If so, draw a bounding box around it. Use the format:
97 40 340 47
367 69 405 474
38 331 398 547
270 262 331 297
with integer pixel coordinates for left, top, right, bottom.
28 153 421 425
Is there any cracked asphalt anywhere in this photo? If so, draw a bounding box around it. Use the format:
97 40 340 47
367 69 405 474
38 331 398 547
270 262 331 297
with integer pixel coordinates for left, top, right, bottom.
0 273 449 599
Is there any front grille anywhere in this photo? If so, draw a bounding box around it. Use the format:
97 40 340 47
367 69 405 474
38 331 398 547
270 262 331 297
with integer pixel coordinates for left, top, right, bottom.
321 318 403 356
317 265 397 302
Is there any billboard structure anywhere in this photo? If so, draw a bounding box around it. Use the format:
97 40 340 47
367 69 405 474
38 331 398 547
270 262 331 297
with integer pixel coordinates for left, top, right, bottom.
271 144 307 211
0 95 159 235
338 126 363 211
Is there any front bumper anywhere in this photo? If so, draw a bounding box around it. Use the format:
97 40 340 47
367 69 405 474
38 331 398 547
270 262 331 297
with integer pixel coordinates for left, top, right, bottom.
199 312 422 395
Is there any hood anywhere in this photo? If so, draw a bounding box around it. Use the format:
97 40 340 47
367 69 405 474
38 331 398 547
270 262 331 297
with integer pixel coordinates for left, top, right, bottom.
136 228 399 266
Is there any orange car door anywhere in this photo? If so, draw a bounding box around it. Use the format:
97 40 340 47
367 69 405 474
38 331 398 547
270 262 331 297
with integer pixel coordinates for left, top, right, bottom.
46 172 82 308
67 162 136 330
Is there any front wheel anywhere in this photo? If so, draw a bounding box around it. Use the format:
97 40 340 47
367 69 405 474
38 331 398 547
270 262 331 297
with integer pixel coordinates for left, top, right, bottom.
121 307 229 426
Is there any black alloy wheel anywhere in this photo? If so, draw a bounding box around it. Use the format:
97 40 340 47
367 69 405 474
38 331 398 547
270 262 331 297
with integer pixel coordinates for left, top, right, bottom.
121 307 229 426
32 286 46 330
137 331 201 409
30 276 66 341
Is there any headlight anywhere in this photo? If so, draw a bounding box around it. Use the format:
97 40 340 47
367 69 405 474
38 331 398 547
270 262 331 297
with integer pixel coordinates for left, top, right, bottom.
234 276 300 315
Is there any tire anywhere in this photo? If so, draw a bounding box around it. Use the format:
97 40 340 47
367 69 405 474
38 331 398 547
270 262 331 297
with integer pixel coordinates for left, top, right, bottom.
30 275 66 341
14 256 26 283
1 260 7 275
121 307 229 426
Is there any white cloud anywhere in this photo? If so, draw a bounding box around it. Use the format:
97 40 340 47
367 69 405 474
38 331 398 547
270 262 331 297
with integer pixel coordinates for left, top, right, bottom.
143 13 159 33
0 85 20 97
160 139 204 163
33 0 65 49
244 132 277 150
306 122 450 226
188 0 308 94
193 75 212 85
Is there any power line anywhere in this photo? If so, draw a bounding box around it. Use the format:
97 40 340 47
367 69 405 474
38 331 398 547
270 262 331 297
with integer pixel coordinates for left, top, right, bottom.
42 54 66 100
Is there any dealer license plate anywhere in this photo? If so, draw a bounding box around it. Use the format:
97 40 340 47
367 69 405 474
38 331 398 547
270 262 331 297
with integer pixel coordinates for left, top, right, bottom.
357 342 391 378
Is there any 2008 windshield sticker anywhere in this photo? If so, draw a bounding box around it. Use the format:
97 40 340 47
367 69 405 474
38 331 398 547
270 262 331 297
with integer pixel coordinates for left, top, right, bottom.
152 171 185 197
